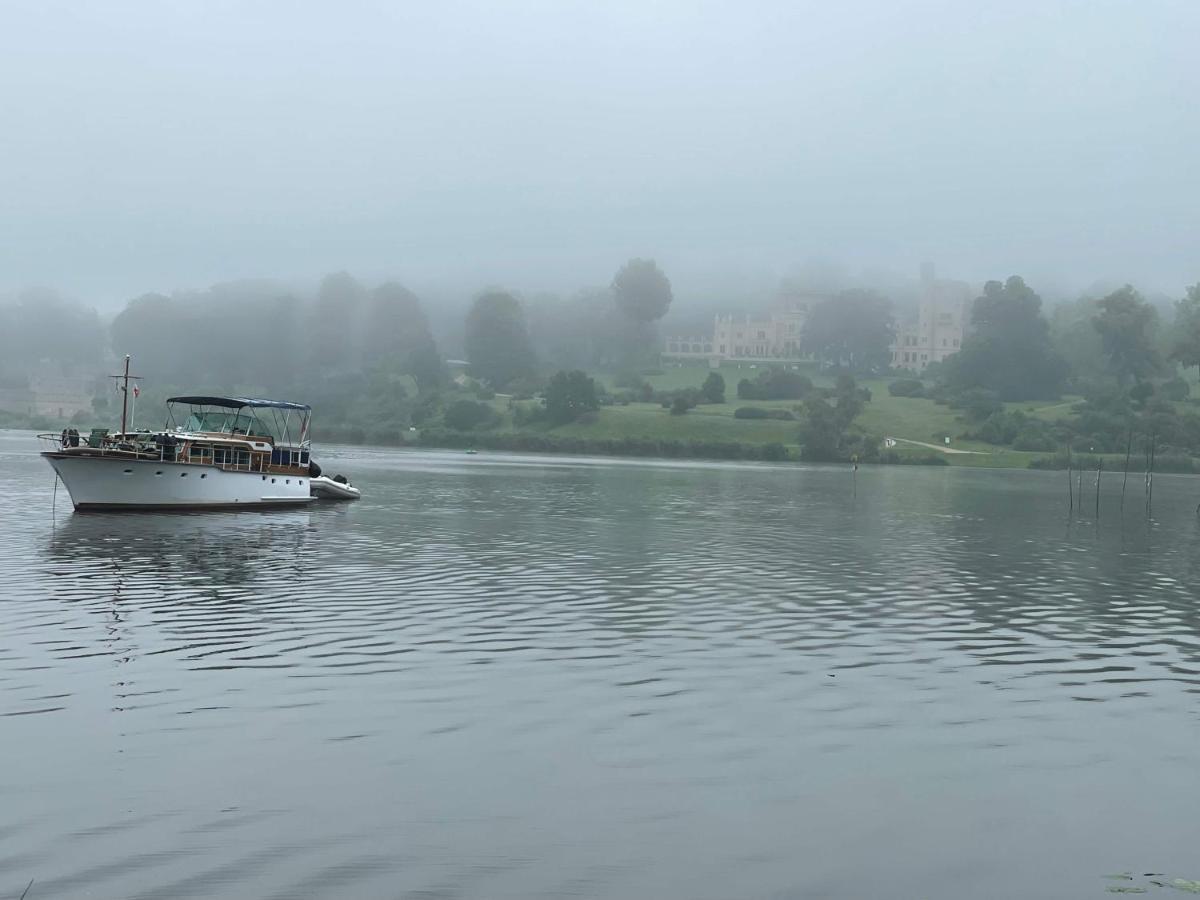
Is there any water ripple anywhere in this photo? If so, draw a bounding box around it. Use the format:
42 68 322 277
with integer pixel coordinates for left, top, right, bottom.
2 435 1200 898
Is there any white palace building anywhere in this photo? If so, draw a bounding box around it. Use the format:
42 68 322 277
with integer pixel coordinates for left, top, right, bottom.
663 264 971 373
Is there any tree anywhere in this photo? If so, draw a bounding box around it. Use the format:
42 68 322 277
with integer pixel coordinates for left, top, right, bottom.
464 291 536 388
110 292 188 382
1 288 104 371
944 276 1067 401
700 372 725 404
309 271 366 370
796 376 869 461
797 396 843 461
612 258 673 324
544 370 599 424
1170 284 1200 382
800 289 894 371
1092 285 1160 385
365 282 445 389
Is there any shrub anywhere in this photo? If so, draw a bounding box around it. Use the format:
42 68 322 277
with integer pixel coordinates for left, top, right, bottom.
761 443 789 461
737 368 813 400
670 396 691 415
444 400 498 431
544 370 600 425
951 388 1004 422
701 372 726 404
1160 377 1190 401
734 406 770 419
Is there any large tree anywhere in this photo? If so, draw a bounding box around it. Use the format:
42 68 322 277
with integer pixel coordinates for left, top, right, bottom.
110 292 188 382
309 271 366 370
1170 284 1200 382
800 289 893 371
365 282 444 389
464 291 536 388
944 276 1067 400
1092 285 1160 385
1 288 104 371
612 258 673 324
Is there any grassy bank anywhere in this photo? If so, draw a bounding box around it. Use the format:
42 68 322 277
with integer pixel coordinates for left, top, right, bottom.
318 363 1086 468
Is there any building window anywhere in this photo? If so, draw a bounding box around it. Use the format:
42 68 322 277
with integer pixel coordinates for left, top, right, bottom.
668 342 678 352
719 344 725 353
953 339 959 347
758 330 766 339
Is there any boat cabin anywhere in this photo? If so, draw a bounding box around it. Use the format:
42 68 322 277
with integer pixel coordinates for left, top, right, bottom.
40 395 314 476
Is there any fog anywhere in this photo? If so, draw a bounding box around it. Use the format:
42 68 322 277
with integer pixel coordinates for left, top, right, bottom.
1 0 1197 306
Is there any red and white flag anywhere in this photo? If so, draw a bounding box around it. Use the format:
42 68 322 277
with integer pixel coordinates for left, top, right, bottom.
132 385 140 398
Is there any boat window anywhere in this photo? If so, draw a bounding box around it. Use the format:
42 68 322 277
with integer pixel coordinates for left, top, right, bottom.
180 410 275 440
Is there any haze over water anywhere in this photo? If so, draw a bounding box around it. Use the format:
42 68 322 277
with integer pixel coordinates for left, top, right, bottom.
3 432 1200 898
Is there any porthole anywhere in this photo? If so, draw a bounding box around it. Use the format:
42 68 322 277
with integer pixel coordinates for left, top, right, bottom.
285 479 290 485
271 478 276 483
155 471 163 476
123 468 132 474
180 472 187 477
261 475 267 481
200 473 207 479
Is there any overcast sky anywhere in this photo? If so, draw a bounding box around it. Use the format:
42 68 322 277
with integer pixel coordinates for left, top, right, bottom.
1 0 1196 306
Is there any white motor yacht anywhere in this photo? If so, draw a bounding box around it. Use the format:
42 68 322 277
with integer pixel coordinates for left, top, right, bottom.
40 357 339 510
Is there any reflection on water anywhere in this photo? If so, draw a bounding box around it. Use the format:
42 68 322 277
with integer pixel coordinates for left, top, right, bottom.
3 432 1200 899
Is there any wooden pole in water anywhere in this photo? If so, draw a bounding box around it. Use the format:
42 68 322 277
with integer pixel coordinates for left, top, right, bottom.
1095 459 1102 519
1142 434 1152 513
1067 445 1073 514
1120 429 1133 511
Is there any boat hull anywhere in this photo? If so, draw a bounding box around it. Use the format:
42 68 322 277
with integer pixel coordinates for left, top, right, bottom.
44 453 314 510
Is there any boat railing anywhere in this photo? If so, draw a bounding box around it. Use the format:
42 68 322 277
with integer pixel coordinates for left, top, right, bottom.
39 432 307 475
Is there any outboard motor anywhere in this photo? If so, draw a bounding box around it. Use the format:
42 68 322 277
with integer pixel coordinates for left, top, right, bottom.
308 460 322 478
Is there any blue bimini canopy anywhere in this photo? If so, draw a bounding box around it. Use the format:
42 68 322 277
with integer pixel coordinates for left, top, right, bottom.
167 396 311 412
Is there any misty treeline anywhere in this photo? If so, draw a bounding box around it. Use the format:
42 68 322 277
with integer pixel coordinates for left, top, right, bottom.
0 288 105 386
6 262 1200 463
0 258 677 433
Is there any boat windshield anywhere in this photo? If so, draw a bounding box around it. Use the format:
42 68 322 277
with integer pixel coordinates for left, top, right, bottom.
182 410 275 440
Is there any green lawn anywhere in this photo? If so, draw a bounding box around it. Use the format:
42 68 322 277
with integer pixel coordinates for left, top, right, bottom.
528 403 799 446
474 362 1118 468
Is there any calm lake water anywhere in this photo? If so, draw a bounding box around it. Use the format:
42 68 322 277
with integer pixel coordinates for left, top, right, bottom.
2 430 1200 899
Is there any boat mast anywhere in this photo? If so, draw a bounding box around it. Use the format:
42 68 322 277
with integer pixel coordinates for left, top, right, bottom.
110 355 141 435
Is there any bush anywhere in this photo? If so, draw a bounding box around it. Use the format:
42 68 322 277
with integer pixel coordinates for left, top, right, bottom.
761 443 789 461
670 396 691 415
951 388 1004 422
444 400 498 431
737 368 813 400
544 370 600 425
734 406 770 419
701 372 726 404
1160 377 1190 401
888 378 925 398
1012 426 1057 452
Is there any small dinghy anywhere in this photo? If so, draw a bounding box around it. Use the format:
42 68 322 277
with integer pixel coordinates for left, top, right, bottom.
310 475 361 501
